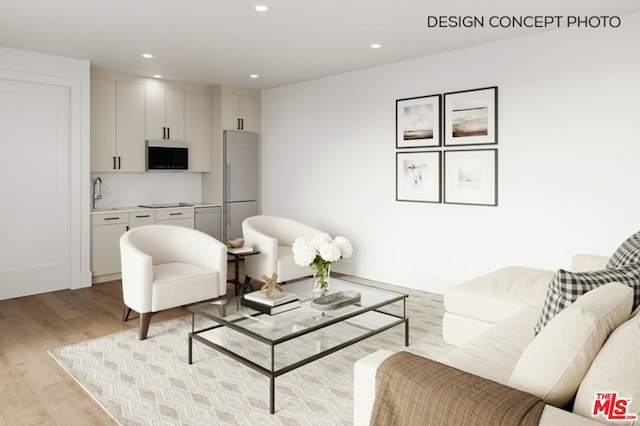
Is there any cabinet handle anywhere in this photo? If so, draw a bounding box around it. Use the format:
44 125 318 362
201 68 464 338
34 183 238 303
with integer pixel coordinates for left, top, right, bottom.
104 217 121 221
162 127 166 139
113 156 116 170
169 212 183 216
167 127 170 139
126 225 130 231
237 118 241 130
118 156 121 169
135 214 151 218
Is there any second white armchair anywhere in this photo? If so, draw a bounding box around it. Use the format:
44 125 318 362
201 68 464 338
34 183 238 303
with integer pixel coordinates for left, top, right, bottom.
242 215 323 285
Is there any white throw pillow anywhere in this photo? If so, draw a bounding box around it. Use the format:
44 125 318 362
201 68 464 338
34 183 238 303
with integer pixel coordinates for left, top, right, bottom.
573 306 640 424
508 282 633 408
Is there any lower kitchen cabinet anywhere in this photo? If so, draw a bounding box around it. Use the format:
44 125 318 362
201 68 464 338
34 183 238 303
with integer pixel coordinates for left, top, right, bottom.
154 208 194 228
91 212 129 278
91 208 194 282
129 212 154 228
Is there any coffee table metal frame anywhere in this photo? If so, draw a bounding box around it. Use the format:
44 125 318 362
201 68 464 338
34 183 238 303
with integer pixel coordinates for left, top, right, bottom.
188 278 409 414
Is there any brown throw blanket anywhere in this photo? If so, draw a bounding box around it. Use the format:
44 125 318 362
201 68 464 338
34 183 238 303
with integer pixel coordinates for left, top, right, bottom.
371 352 545 426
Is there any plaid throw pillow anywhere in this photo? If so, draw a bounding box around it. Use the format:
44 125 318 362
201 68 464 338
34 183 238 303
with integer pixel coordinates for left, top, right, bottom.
607 230 640 269
534 264 640 335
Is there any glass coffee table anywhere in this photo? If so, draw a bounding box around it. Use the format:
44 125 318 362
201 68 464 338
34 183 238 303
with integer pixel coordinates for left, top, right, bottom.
188 277 409 414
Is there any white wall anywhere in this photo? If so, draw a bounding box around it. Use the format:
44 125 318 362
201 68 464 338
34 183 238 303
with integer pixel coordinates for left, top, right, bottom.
0 46 91 290
261 14 640 294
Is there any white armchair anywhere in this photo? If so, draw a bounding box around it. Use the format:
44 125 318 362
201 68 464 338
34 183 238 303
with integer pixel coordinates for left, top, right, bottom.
242 215 322 284
119 224 227 340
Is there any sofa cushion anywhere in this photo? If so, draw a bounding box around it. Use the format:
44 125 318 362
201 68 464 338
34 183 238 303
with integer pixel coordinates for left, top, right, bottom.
573 307 640 424
438 306 540 385
508 283 633 408
534 264 640 334
445 266 553 325
607 230 640 269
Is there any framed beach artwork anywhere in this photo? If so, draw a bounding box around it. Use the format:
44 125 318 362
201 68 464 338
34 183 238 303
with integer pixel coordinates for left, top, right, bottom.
396 151 441 203
444 149 497 206
444 86 497 146
396 94 441 148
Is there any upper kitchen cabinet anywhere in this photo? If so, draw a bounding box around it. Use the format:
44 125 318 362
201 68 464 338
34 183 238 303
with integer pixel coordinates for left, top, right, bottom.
185 91 211 172
115 82 146 171
90 79 145 172
90 78 116 171
222 92 257 132
146 86 184 141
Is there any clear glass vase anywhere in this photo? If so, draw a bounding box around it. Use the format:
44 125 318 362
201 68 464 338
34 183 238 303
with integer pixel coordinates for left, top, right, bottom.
313 265 331 297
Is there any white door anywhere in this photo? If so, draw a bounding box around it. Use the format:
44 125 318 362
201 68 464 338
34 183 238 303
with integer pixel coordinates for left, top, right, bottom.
0 79 71 299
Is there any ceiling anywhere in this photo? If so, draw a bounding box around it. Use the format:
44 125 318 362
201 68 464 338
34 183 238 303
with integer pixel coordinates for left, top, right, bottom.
1 0 638 90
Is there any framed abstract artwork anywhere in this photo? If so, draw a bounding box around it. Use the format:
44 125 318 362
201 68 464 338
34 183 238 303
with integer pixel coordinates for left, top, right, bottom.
444 86 497 146
396 94 442 148
444 149 498 206
396 151 442 203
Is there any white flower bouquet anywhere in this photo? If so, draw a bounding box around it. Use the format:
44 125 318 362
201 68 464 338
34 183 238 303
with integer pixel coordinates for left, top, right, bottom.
292 233 353 292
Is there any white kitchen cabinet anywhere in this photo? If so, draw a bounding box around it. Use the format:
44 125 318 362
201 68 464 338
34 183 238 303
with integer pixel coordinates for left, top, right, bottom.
185 91 211 171
90 78 116 172
222 92 257 132
129 211 154 228
146 86 184 141
116 82 146 171
91 212 129 277
90 79 145 172
154 207 194 228
91 207 197 281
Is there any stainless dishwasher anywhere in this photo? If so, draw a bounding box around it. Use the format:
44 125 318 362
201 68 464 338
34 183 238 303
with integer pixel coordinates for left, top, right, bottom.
194 206 223 242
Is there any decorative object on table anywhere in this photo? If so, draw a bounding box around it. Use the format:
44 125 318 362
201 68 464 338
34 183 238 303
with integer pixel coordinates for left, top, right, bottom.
292 233 353 295
243 287 298 306
228 238 244 248
260 273 283 297
311 291 362 311
444 149 498 206
241 277 301 315
396 151 442 203
396 93 442 148
240 297 300 315
444 86 497 146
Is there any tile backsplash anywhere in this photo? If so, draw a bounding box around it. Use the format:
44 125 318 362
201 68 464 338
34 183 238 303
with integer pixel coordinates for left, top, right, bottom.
90 172 202 209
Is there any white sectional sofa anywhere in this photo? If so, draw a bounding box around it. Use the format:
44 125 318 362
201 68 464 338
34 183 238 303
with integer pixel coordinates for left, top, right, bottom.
354 254 640 425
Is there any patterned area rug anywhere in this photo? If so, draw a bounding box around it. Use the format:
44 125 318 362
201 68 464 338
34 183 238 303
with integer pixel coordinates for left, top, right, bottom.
49 280 454 425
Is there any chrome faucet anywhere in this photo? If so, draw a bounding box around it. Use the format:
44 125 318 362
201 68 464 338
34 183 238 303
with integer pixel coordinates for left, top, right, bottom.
93 177 102 209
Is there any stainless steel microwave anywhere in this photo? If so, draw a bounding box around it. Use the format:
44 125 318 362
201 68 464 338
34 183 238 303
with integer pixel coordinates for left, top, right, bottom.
146 141 188 170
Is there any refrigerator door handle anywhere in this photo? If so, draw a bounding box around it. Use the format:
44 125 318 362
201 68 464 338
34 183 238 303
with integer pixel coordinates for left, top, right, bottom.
226 164 231 200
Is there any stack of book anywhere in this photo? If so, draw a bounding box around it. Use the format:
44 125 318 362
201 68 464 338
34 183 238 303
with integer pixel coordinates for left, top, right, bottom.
241 290 300 315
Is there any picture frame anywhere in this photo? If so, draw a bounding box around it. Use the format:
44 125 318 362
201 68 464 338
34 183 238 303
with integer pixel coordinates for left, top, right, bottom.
396 94 442 148
444 86 497 146
396 151 442 203
444 149 497 206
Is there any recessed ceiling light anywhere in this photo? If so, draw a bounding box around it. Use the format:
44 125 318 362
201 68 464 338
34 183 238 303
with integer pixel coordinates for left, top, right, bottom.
250 74 259 79
254 4 269 12
142 53 154 59
370 43 382 49
153 74 162 79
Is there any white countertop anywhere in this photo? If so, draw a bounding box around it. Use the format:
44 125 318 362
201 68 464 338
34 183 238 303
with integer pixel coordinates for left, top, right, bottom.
91 202 222 214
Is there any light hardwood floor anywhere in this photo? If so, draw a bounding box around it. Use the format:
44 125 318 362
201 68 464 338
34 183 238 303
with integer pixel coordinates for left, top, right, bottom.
0 263 253 425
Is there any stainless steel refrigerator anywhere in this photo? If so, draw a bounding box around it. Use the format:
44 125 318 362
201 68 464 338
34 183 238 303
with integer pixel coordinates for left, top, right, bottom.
224 130 258 241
